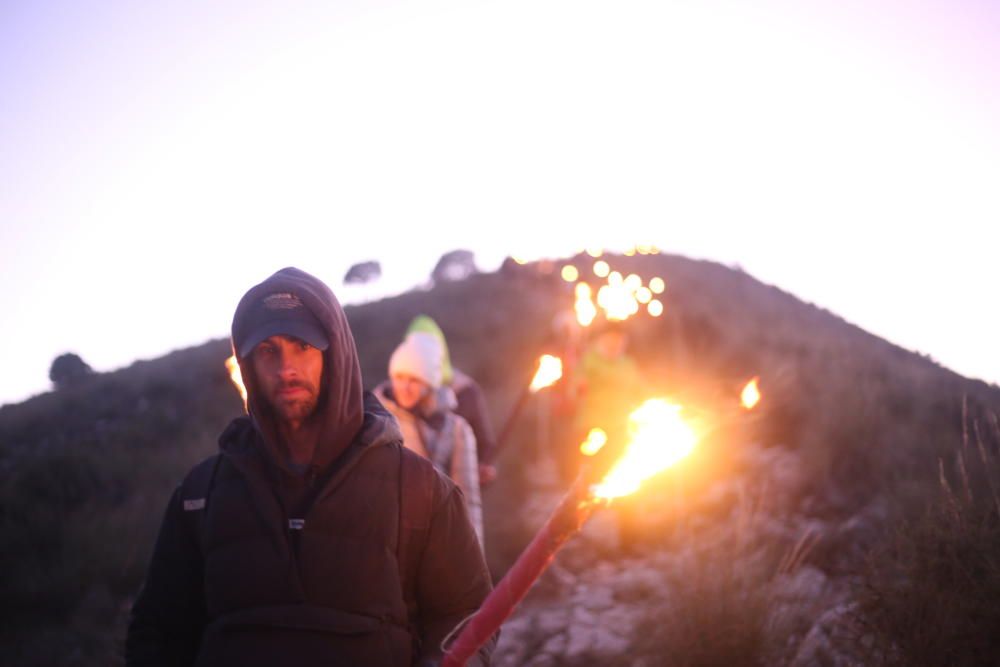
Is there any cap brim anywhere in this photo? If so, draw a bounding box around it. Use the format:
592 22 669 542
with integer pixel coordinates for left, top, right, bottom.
238 320 330 358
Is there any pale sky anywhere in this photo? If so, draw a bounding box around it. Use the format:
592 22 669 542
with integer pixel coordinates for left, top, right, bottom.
1 0 998 406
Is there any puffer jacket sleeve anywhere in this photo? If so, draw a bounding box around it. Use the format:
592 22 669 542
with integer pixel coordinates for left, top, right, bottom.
126 486 206 666
415 482 495 666
449 416 483 546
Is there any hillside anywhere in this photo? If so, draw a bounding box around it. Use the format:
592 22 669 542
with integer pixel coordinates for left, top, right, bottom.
2 253 998 666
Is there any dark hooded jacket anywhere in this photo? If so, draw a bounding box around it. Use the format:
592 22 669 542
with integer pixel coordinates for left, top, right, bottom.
126 268 494 666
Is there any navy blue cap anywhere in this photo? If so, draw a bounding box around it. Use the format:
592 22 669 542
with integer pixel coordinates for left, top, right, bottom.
236 291 329 358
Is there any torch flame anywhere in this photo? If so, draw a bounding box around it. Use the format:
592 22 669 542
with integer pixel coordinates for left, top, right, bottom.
591 399 697 500
225 355 248 410
529 355 563 393
741 377 761 410
579 427 608 456
574 282 598 327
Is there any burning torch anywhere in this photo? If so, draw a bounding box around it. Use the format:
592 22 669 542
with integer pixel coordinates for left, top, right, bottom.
225 354 248 411
495 354 564 451
442 398 700 666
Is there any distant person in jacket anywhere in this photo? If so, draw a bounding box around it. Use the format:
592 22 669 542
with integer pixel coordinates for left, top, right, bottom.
406 315 499 486
126 267 494 667
375 332 484 545
568 320 644 481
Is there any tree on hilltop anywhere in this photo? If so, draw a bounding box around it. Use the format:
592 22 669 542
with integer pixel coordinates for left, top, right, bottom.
343 260 382 285
49 352 94 390
431 249 477 284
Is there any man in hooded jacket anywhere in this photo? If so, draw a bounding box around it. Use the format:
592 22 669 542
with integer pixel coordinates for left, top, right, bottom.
126 267 494 667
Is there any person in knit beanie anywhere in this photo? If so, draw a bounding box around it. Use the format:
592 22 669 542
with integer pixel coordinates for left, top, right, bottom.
406 315 499 486
376 332 484 545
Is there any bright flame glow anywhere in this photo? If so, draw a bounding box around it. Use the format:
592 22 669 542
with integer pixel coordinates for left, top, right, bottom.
591 399 697 499
597 282 639 321
579 427 608 456
561 265 580 282
649 277 665 294
512 256 529 265
529 354 564 392
636 286 652 304
648 299 664 317
608 271 623 287
225 355 248 410
586 248 603 258
575 282 598 327
741 377 761 410
624 273 642 291
593 260 610 278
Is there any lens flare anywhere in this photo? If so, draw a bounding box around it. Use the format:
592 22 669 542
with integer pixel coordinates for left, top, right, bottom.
579 427 608 456
561 265 579 282
647 299 664 317
593 260 611 278
649 277 665 294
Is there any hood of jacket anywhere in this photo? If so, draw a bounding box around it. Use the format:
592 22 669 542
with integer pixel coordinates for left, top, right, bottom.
231 267 365 472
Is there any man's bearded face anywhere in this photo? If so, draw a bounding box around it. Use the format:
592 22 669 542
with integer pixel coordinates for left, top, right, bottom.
251 335 323 423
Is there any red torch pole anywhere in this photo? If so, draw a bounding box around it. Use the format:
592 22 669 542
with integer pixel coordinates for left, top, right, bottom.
442 471 605 667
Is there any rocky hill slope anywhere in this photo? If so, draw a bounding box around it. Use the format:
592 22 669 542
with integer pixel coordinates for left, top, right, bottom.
2 253 998 666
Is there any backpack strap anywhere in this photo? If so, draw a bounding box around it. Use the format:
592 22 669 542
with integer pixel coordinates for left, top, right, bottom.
396 445 436 632
179 454 223 554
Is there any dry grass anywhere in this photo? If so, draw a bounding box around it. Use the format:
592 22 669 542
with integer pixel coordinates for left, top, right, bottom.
859 406 1000 667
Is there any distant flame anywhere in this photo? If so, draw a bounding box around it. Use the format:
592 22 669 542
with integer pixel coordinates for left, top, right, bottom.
648 277 665 294
741 377 761 410
561 265 579 282
579 427 608 456
591 399 697 499
529 355 563 393
574 282 598 327
586 248 604 258
647 299 664 317
225 355 248 410
597 277 640 322
593 260 610 278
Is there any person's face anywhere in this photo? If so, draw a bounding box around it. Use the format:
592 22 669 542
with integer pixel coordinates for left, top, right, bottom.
391 373 432 411
597 330 627 358
250 335 324 424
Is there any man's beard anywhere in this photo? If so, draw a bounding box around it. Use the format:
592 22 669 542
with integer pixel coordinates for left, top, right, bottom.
269 381 320 422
